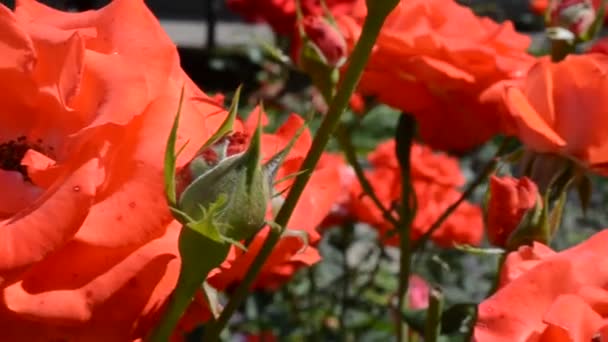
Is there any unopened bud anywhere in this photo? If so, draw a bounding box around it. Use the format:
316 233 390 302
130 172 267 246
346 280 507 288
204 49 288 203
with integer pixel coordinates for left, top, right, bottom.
485 176 541 248
177 129 270 242
296 15 347 68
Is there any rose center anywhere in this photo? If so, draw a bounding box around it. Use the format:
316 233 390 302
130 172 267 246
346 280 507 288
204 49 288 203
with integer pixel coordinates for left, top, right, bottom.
0 136 50 181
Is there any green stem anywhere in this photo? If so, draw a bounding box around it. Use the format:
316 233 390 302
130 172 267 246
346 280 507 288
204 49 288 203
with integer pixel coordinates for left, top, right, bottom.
424 287 443 342
149 274 202 342
465 252 507 341
395 114 417 342
149 228 229 342
202 2 399 339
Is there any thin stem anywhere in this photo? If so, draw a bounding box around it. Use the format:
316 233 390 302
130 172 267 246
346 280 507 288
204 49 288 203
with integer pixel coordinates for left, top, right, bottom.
423 287 444 342
202 3 399 338
336 125 400 226
339 222 354 336
412 139 512 252
395 114 417 342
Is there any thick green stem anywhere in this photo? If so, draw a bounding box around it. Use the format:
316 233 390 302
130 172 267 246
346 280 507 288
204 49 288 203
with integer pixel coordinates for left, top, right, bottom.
202 2 399 339
395 114 417 342
149 228 229 342
149 273 204 342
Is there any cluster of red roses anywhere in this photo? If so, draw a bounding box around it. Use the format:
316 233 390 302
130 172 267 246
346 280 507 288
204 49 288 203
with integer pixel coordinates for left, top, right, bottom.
2 0 608 340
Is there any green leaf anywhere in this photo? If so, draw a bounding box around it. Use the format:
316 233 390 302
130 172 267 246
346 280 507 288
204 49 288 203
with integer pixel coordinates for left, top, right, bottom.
263 114 308 183
547 190 567 238
440 303 477 334
186 194 230 243
576 174 592 215
454 245 505 256
196 85 242 155
582 0 607 41
164 86 186 207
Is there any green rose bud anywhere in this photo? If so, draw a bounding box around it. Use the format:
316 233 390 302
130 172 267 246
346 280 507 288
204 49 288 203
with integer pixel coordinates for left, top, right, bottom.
177 124 269 242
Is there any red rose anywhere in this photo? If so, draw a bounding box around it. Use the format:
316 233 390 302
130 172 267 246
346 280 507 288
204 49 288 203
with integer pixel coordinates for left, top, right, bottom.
349 140 483 247
488 54 608 175
486 176 540 247
0 0 228 340
335 0 534 151
475 230 608 341
318 153 356 229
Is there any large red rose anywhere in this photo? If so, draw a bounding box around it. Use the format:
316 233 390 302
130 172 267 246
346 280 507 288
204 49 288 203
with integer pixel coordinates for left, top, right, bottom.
335 0 534 151
475 230 608 341
487 53 608 175
349 140 483 247
0 0 228 340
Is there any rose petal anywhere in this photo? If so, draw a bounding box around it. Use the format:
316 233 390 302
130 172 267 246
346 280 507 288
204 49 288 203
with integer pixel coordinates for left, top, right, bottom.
0 158 99 279
1 221 181 340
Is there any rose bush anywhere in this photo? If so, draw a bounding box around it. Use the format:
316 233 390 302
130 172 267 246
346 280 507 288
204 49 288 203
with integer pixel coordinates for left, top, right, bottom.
349 140 483 247
0 0 229 340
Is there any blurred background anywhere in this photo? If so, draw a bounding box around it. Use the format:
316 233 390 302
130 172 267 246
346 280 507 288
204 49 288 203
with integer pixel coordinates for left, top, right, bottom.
5 1 608 340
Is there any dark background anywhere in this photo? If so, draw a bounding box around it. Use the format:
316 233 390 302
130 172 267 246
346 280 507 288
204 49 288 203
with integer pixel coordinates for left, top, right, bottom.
0 0 542 28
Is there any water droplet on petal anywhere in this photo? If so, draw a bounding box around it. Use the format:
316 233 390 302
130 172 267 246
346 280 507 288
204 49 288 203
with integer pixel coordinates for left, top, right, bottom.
73 186 80 192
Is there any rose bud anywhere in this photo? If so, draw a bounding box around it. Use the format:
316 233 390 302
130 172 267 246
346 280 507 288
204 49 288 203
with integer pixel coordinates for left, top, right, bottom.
152 90 302 341
485 176 542 248
292 14 347 100
295 15 347 68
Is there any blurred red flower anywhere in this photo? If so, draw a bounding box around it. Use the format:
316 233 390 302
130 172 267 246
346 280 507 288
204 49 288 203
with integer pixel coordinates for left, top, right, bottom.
475 230 608 341
486 176 540 247
226 0 361 36
207 108 342 290
0 0 229 340
349 140 483 247
335 0 534 151
486 54 608 175
318 153 356 229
